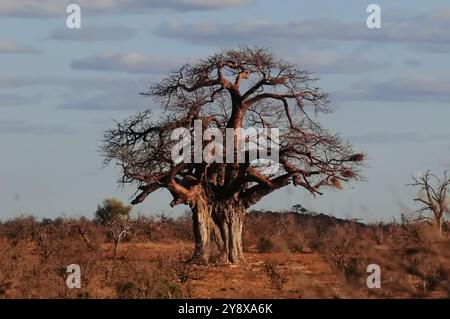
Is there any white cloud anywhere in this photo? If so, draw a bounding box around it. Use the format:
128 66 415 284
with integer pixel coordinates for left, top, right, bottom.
58 76 151 111
48 25 137 42
348 131 450 144
294 52 389 74
155 8 450 48
0 119 73 135
0 0 251 17
335 76 450 103
0 93 41 106
0 74 148 89
59 90 151 111
404 58 421 68
71 53 184 74
0 39 39 54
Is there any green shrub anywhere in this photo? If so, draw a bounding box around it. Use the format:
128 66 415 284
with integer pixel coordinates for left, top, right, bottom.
94 198 132 226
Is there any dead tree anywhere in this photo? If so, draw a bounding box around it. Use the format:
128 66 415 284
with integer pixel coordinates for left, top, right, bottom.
107 217 135 260
102 47 364 264
409 170 450 236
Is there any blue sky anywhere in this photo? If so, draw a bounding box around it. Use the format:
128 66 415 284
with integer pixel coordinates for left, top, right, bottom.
1 0 450 221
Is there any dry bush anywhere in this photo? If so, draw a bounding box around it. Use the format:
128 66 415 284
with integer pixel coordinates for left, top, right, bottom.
0 209 449 299
172 254 205 285
263 260 289 290
320 224 369 287
314 215 450 298
114 263 183 299
113 252 203 299
2 216 38 246
383 219 450 297
0 238 15 297
134 212 193 243
257 237 275 253
0 212 199 298
0 216 105 298
153 253 205 285
244 210 365 254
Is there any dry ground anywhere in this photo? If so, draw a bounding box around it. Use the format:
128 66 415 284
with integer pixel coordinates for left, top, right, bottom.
0 211 449 298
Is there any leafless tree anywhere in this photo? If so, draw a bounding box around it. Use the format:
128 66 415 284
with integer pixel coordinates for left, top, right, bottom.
106 217 136 260
409 170 450 236
102 47 364 264
94 198 136 259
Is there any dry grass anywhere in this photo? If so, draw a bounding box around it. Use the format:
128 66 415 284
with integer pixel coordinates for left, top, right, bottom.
0 210 449 298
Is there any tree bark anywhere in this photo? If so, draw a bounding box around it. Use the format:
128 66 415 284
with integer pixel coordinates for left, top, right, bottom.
190 197 246 264
211 200 246 264
190 196 213 264
436 217 443 237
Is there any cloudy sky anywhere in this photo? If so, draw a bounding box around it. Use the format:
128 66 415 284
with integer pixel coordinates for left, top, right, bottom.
1 0 450 221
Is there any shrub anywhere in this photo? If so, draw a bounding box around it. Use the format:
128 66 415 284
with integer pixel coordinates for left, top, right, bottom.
3 216 38 245
257 237 274 253
94 198 132 226
263 260 289 290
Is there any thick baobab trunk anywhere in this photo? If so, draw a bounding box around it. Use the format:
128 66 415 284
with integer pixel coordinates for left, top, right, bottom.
212 200 246 264
190 197 213 264
190 198 246 264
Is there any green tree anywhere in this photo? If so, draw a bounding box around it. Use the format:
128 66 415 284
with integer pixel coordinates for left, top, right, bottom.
95 198 132 226
95 198 135 260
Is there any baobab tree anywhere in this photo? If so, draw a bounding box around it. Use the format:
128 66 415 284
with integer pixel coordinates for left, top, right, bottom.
409 170 450 236
102 47 364 264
